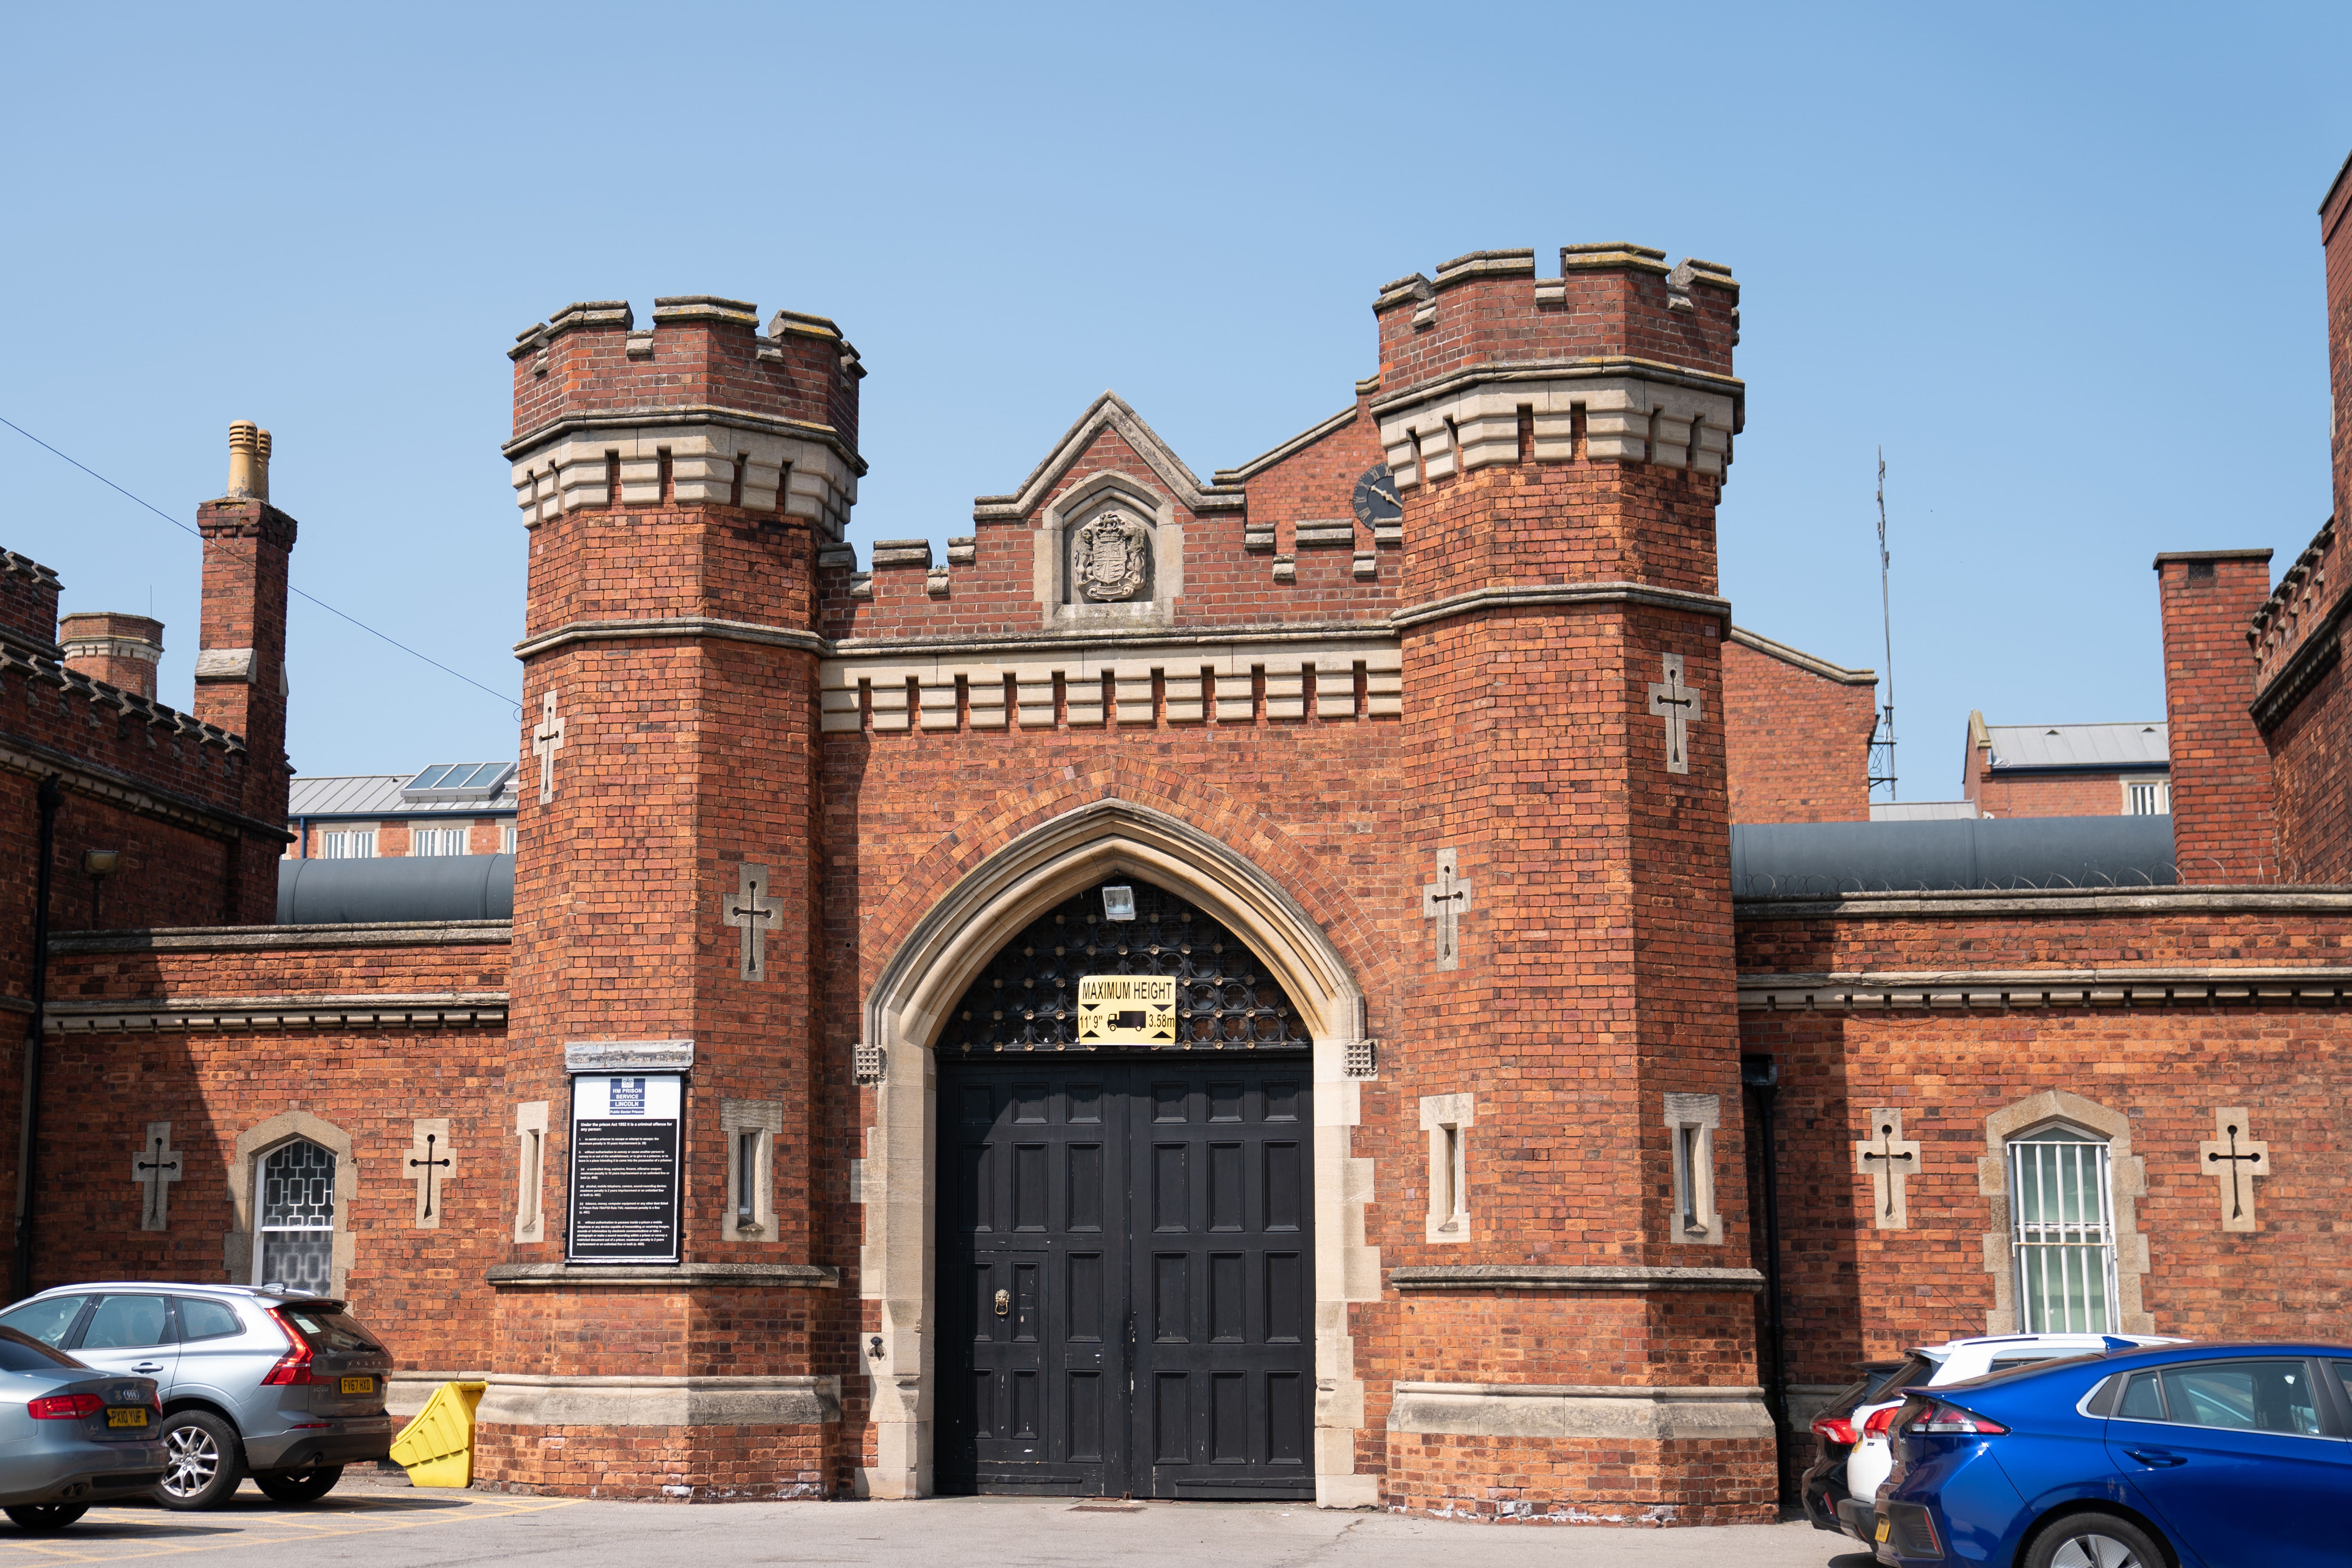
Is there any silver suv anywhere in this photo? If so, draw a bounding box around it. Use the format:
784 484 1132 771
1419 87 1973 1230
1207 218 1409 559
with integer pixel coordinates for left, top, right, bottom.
0 1285 396 1508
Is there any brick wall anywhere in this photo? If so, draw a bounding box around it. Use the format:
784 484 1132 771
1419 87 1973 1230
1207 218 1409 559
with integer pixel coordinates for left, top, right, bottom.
1739 891 2352 1389
1968 769 2160 819
1722 634 1875 823
34 929 512 1373
2157 551 2276 880
0 552 61 658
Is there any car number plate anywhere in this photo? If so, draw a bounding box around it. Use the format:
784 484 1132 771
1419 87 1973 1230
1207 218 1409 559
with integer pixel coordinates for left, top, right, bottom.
340 1376 375 1395
1875 1515 1891 1543
106 1407 148 1428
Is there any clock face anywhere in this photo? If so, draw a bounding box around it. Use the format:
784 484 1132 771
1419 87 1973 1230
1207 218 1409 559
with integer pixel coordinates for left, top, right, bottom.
1352 464 1402 528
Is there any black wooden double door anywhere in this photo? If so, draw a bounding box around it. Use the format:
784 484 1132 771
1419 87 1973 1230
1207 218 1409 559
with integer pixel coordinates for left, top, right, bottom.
938 1057 1315 1499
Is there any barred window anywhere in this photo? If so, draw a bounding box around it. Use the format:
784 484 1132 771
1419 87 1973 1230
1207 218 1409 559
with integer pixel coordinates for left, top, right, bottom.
2010 1123 2117 1332
256 1140 336 1296
321 829 376 860
2127 781 2170 816
410 825 470 857
500 822 517 855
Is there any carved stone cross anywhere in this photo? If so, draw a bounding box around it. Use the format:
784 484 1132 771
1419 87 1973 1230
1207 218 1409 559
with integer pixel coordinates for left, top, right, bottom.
131 1121 182 1233
724 862 783 982
1646 654 1702 775
1852 1108 1920 1230
531 690 566 804
2198 1106 2269 1233
1421 848 1472 972
407 1118 454 1229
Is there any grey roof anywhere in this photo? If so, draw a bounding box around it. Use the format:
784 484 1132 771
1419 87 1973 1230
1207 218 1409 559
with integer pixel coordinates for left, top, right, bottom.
287 772 519 818
1731 815 2176 897
278 855 515 923
1985 722 2169 771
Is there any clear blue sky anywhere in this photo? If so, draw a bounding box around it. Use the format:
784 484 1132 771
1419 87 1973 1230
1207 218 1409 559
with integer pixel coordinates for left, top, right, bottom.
5 3 2347 796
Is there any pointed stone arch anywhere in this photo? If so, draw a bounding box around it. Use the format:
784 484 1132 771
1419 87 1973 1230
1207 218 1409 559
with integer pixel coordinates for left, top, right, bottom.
856 798 1379 1507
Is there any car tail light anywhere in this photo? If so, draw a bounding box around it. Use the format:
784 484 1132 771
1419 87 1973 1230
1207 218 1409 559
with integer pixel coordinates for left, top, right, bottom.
260 1307 319 1386
29 1392 102 1420
1862 1404 1902 1438
1809 1414 1858 1445
1904 1399 2007 1436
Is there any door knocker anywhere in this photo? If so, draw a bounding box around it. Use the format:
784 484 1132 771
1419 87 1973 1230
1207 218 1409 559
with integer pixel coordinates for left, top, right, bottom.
993 1288 1011 1317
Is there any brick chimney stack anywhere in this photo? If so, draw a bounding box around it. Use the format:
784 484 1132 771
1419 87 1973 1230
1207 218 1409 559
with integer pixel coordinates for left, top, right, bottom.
58 612 164 699
2156 549 2276 882
194 420 296 907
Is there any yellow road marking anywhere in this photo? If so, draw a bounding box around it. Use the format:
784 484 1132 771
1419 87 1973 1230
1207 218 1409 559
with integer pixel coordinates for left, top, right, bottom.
0 1494 580 1563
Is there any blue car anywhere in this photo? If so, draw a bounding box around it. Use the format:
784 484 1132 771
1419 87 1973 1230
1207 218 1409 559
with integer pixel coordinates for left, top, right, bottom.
1875 1340 2352 1568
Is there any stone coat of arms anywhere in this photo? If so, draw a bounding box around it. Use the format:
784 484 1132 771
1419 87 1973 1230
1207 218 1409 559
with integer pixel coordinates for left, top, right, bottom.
1074 509 1151 601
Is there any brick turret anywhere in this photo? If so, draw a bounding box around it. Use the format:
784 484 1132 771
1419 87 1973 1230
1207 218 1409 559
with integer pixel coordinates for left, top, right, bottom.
488 294 861 1495
58 612 163 700
1371 244 1769 1515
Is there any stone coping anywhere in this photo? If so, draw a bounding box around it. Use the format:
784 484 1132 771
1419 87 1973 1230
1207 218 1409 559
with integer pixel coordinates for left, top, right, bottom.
1388 1264 1764 1293
1733 886 2352 918
51 920 511 954
1740 966 2352 1011
47 993 508 1033
486 1262 839 1289
564 1039 693 1073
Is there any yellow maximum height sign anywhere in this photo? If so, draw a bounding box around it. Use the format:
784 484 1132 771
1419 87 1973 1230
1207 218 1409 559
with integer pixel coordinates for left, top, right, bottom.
1076 975 1178 1044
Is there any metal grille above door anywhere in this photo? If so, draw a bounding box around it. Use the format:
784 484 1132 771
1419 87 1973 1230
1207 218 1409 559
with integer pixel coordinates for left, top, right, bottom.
940 881 1310 1055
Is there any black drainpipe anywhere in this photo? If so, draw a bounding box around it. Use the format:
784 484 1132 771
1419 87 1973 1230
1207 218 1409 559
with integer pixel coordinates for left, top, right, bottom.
1741 1053 1789 1504
12 775 62 1302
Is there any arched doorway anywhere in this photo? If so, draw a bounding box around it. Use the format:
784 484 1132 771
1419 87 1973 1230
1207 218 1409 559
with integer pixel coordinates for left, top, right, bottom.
934 879 1314 1498
855 799 1380 1507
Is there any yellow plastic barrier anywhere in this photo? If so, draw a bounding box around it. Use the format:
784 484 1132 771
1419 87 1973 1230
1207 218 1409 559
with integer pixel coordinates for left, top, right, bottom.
388 1379 488 1488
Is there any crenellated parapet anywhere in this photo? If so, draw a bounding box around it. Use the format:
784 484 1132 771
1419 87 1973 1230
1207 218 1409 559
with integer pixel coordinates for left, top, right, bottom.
1372 247 1742 494
505 296 864 540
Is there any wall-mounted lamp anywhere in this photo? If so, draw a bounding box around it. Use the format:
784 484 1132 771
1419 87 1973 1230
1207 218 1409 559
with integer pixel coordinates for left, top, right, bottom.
82 849 120 928
1100 884 1135 922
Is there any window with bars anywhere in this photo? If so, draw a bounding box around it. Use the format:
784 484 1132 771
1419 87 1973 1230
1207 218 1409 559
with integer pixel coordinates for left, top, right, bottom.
410 825 470 857
2127 780 2171 816
501 822 517 855
256 1140 336 1295
320 829 376 859
2010 1124 2117 1332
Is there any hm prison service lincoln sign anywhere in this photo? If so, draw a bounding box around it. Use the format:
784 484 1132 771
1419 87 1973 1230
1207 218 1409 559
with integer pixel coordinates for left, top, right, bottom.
568 1073 683 1263
1075 974 1178 1045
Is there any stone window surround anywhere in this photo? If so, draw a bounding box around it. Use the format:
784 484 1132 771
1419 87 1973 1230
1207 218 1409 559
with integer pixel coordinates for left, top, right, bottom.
226 1110 357 1299
1419 1093 1473 1243
853 797 1379 1508
1976 1089 2152 1335
513 1101 548 1244
1663 1093 1723 1246
720 1098 782 1243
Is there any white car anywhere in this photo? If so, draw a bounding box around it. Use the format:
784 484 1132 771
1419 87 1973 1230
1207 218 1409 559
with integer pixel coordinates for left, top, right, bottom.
1823 1332 2185 1541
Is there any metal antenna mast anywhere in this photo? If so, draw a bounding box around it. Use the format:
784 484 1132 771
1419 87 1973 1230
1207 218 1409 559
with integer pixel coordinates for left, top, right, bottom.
1868 447 1898 800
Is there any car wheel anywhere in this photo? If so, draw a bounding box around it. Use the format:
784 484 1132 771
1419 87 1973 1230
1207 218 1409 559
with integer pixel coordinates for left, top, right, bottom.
156 1409 243 1510
2027 1512 2168 1568
252 1465 343 1504
3 1503 89 1531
